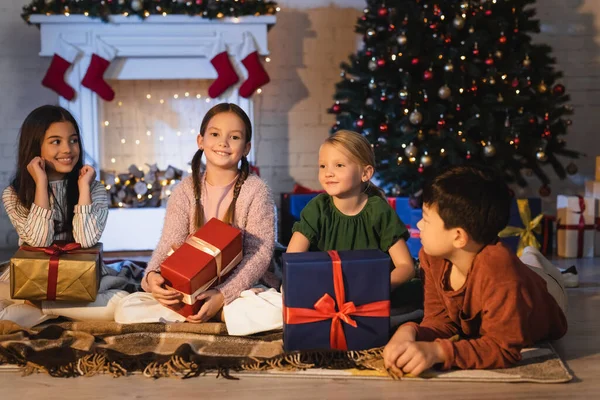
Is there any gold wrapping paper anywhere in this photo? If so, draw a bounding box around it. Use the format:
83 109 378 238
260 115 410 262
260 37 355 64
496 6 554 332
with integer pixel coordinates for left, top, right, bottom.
9 243 102 302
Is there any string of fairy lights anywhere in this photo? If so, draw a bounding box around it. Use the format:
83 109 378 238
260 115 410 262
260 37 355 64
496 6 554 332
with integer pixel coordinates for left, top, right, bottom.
22 1 280 24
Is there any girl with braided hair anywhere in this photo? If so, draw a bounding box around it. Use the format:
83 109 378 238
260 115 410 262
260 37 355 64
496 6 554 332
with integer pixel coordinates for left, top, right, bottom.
115 103 275 324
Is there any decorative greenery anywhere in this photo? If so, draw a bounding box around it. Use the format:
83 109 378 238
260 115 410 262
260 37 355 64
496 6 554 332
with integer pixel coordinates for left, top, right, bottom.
330 0 580 197
23 0 279 24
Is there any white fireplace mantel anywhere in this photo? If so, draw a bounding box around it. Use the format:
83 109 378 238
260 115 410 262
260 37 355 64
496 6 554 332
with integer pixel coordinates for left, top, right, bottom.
31 14 276 251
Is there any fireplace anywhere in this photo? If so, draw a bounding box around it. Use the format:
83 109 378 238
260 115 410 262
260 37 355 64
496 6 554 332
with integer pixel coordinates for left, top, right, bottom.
31 14 275 250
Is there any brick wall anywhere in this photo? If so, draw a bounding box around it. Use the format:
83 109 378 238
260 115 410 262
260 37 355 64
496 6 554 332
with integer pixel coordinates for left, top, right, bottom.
0 0 599 248
0 1 58 247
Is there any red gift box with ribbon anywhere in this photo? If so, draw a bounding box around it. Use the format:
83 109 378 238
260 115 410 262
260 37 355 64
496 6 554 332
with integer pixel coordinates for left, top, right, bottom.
557 195 595 258
10 242 102 302
161 218 243 317
282 250 391 352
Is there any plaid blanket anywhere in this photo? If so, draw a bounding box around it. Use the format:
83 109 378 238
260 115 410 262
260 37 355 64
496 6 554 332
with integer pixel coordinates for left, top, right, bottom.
0 320 385 378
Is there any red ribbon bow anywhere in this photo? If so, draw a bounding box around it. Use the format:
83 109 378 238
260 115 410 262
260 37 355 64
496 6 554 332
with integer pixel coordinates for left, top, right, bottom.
20 242 83 301
284 251 390 350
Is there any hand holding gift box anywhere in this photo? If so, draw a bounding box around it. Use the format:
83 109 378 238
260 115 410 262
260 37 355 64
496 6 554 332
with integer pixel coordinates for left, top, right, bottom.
282 249 391 352
160 218 243 317
10 242 102 302
557 195 595 258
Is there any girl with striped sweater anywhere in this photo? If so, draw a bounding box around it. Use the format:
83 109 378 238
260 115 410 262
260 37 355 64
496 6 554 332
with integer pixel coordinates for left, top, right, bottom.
0 105 128 328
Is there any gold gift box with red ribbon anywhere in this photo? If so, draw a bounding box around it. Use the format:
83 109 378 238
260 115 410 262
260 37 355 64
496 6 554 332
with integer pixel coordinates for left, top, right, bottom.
161 218 243 317
10 242 102 302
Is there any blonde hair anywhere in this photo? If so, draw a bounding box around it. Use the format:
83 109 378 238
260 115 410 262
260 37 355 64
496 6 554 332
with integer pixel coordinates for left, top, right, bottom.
323 130 386 199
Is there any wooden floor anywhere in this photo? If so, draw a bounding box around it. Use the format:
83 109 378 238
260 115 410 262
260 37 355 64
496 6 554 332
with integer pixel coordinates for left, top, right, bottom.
0 255 598 399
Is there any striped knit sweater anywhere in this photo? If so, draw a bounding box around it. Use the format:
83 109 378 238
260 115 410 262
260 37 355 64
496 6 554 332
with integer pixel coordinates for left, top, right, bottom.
142 173 276 305
2 180 109 248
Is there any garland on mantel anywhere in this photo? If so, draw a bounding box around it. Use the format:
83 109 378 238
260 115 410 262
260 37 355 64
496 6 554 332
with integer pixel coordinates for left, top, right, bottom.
22 0 279 24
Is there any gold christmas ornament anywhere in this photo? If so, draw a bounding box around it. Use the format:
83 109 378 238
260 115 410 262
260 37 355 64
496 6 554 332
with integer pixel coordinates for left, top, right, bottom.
420 153 433 167
438 85 451 99
409 109 423 125
404 142 418 157
483 142 497 157
536 150 548 162
453 16 466 29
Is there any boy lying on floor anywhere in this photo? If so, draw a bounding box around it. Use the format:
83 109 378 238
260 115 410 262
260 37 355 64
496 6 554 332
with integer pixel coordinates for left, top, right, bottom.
383 165 567 377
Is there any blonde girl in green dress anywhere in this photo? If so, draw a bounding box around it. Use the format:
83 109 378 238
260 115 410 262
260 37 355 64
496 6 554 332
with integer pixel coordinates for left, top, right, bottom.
287 130 418 303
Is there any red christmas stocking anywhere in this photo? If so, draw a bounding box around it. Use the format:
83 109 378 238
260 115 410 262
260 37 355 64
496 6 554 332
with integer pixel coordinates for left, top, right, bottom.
208 35 239 98
239 33 270 98
41 38 80 101
81 38 117 101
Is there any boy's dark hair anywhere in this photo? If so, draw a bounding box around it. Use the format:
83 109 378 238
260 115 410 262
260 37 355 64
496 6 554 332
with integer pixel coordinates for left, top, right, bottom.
422 164 511 245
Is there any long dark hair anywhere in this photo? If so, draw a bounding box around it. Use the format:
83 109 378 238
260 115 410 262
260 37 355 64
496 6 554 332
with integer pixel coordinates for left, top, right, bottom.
191 103 252 229
10 105 84 232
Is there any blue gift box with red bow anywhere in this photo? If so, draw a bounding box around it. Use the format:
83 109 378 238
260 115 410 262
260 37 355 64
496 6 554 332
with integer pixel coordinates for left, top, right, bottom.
282 249 391 352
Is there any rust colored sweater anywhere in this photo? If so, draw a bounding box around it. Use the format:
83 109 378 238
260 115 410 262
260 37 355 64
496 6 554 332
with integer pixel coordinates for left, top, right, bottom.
405 243 567 370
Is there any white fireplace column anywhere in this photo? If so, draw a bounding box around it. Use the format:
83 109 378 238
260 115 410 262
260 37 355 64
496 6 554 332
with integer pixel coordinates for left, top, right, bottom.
31 15 276 251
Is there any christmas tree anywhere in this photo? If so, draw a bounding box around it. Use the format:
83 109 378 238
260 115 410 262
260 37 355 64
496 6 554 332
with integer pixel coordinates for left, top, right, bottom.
329 0 579 198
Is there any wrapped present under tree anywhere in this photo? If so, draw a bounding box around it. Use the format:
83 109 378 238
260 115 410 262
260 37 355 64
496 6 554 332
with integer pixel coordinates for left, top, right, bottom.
556 195 595 258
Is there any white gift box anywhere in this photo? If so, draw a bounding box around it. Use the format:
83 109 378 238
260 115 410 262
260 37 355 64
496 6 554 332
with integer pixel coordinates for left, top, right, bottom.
585 180 600 199
556 195 595 258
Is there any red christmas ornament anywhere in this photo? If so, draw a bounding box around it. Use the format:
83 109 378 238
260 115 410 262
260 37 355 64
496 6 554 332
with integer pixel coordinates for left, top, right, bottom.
514 137 520 144
511 78 519 88
466 153 472 160
361 16 367 21
379 123 388 132
378 7 388 17
514 28 519 33
444 36 452 44
377 58 386 67
485 10 492 16
411 57 420 65
544 113 550 121
356 119 365 128
332 104 341 113
473 48 480 56
365 50 373 57
471 84 478 92
529 117 536 124
388 24 396 32
499 35 507 44
380 95 387 102
539 185 551 197
418 166 425 173
543 126 552 137
437 118 446 128
553 84 565 95
456 104 461 111
430 23 438 30
424 70 433 80
485 58 494 66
